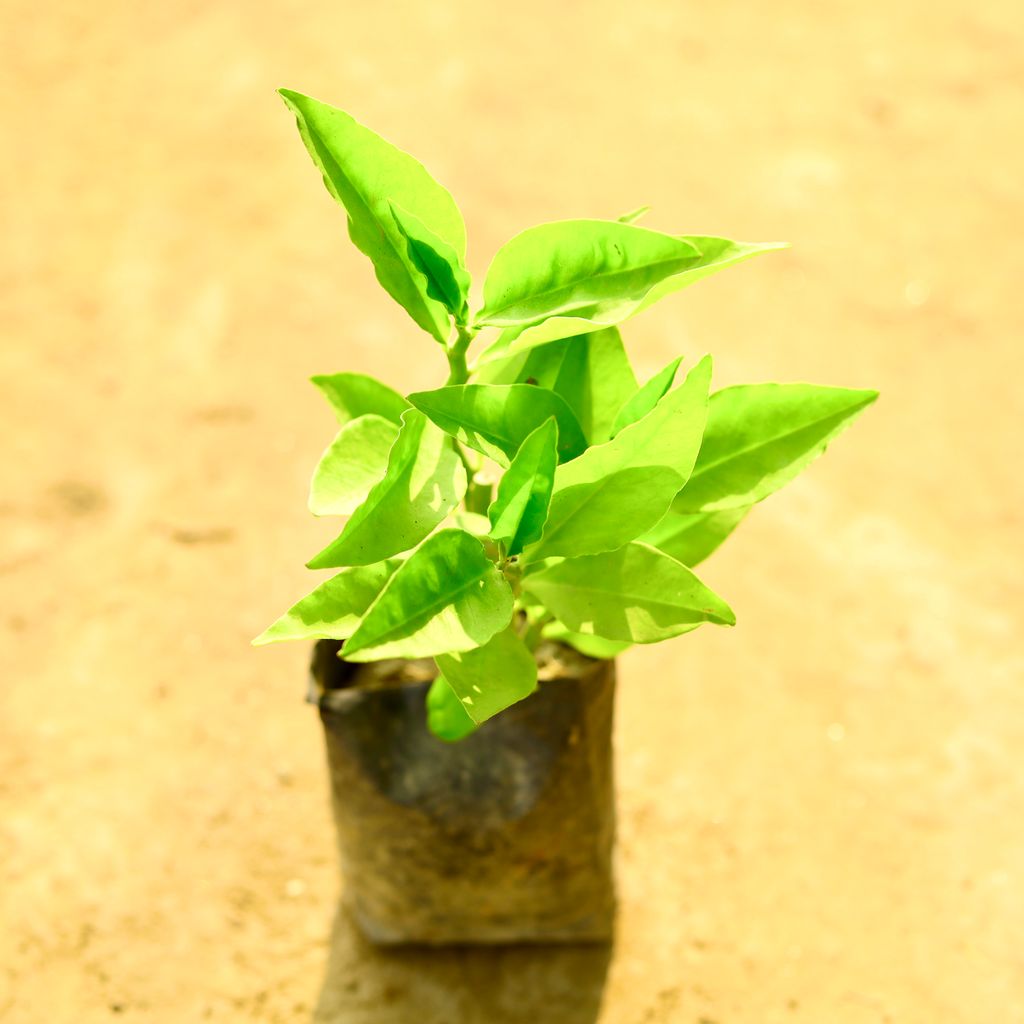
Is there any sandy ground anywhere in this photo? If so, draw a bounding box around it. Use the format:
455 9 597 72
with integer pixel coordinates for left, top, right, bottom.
2 1 1023 1021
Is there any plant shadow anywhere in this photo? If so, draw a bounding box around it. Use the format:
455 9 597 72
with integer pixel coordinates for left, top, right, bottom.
314 905 612 1024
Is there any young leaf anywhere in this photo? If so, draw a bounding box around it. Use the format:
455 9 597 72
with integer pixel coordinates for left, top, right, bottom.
311 372 410 426
611 356 683 437
640 505 750 566
633 236 789 317
435 626 538 725
279 90 465 342
407 383 587 467
343 529 514 661
542 620 632 659
252 559 402 645
524 356 712 561
426 676 479 742
308 414 399 516
475 219 700 331
389 201 471 322
618 205 651 225
523 542 735 644
673 383 879 512
471 328 637 444
487 418 558 556
472 235 786 362
307 409 466 568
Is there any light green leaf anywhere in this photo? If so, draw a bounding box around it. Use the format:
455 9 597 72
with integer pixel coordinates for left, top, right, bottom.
435 626 538 725
308 414 399 516
343 529 514 661
471 328 637 444
389 201 471 322
542 620 632 659
487 418 558 556
523 542 735 644
475 219 700 330
611 356 682 437
633 236 789 317
472 235 785 365
311 372 410 426
280 89 465 342
673 383 879 512
252 559 401 645
307 409 466 568
618 205 651 225
407 384 587 467
640 505 750 566
426 676 478 742
524 356 712 561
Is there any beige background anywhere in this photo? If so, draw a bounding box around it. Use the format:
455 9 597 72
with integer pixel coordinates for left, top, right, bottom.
2 1 1022 1021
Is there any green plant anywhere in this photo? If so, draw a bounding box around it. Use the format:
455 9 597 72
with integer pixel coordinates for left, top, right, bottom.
255 90 878 741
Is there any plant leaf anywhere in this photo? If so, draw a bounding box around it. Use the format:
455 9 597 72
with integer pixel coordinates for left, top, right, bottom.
279 89 465 342
389 200 471 322
523 542 734 644
524 356 712 561
611 356 683 436
633 236 789 317
407 383 587 467
311 372 410 426
426 676 479 742
673 383 879 512
487 418 559 556
475 219 700 331
471 328 637 444
435 626 538 725
472 235 785 364
252 559 402 645
618 205 651 225
307 409 466 568
308 414 399 516
343 529 514 661
541 620 632 659
640 505 750 566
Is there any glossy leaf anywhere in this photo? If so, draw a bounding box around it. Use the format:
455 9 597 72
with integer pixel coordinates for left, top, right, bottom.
476 219 700 330
280 90 465 342
389 201 470 322
487 418 558 556
473 235 785 362
343 529 514 661
252 559 401 645
471 328 637 444
308 414 399 516
633 236 788 317
426 676 478 742
673 383 879 512
435 626 538 725
407 383 587 467
640 505 750 566
523 542 735 644
542 620 632 659
311 372 409 426
524 356 712 560
307 409 466 568
611 357 682 437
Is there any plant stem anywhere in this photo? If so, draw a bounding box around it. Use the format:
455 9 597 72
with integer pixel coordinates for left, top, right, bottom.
445 323 475 386
521 610 552 652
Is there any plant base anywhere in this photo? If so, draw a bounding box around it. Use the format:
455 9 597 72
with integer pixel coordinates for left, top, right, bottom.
309 639 616 945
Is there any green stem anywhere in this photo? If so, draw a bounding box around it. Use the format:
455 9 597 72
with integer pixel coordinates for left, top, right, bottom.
445 323 476 386
521 609 552 652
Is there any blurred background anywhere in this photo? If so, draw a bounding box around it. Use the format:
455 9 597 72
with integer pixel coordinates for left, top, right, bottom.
2 1 1022 1021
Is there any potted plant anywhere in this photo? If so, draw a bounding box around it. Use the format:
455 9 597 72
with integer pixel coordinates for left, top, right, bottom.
255 89 877 945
